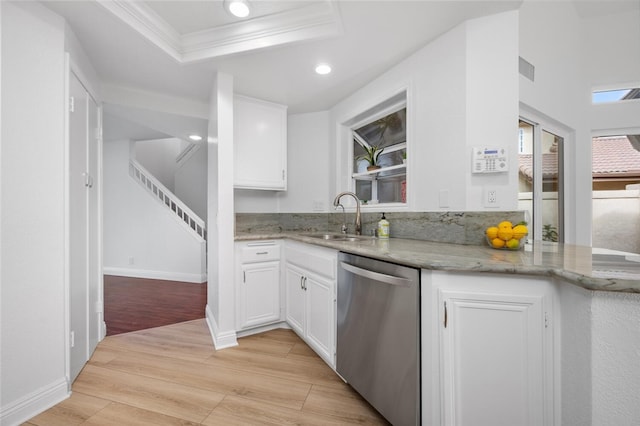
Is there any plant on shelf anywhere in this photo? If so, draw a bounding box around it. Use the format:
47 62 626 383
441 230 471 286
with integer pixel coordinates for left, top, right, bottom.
543 224 558 242
357 145 384 171
358 144 384 171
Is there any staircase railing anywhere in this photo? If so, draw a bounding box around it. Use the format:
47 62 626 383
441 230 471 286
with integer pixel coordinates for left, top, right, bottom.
129 159 206 241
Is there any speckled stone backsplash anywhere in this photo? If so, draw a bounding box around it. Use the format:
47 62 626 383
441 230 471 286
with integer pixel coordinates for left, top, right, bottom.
236 211 525 245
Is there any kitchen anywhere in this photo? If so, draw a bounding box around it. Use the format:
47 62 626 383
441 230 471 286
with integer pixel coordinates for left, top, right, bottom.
1 1 639 425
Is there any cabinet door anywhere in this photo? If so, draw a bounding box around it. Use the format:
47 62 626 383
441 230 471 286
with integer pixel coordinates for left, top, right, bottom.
237 261 281 330
285 264 306 336
305 274 335 366
234 95 287 190
438 288 548 426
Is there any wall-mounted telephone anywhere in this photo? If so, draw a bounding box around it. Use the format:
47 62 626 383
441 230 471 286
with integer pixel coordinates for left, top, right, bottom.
472 147 508 173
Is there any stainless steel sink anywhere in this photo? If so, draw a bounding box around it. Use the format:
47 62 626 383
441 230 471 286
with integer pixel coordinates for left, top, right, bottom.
304 233 369 242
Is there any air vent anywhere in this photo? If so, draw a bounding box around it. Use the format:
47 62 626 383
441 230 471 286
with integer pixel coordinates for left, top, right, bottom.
519 56 535 82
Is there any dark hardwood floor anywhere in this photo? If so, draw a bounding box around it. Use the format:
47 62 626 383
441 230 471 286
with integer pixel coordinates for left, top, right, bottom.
104 275 207 336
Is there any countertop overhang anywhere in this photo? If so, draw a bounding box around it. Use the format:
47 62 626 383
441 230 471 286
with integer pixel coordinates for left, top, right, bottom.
236 233 640 293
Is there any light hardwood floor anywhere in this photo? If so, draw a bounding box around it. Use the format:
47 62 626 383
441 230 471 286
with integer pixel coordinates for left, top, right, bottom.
24 319 389 425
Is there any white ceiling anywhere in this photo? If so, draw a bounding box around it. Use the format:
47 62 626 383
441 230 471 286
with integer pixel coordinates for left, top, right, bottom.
43 0 637 142
44 0 522 116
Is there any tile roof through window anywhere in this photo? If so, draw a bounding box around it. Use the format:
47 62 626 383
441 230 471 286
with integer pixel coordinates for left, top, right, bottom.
519 136 640 182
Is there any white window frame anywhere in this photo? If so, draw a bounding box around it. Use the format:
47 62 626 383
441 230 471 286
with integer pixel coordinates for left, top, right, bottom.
519 111 568 243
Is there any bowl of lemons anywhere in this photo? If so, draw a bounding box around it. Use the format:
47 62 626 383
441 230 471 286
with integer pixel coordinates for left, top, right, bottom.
485 221 528 250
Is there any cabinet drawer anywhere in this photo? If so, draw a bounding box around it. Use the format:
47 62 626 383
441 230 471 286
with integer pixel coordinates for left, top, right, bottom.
239 241 281 263
285 242 336 280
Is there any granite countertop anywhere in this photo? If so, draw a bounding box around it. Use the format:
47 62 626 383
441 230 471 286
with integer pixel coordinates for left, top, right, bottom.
236 232 640 293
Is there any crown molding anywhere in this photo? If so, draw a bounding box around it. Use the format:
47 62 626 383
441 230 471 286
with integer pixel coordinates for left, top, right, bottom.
97 0 183 62
97 0 343 63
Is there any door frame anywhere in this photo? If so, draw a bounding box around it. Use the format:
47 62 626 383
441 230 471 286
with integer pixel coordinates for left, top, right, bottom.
64 53 104 384
519 105 570 243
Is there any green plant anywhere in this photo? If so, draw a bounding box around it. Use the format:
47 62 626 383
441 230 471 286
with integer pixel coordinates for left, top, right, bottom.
543 224 558 242
357 144 384 167
401 150 407 160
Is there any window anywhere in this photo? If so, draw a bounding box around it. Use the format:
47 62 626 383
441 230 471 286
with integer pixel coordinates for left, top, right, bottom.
518 118 565 242
592 87 640 103
351 100 407 205
592 135 640 255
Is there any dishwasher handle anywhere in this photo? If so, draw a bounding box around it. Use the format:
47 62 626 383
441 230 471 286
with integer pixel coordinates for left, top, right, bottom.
340 261 412 287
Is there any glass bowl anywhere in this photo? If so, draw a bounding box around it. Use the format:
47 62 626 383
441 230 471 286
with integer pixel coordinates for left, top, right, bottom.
486 236 526 250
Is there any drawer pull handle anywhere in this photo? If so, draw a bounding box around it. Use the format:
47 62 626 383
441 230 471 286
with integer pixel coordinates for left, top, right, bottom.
256 251 268 255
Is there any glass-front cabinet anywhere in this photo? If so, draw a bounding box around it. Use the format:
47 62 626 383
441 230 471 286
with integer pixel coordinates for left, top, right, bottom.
351 101 407 205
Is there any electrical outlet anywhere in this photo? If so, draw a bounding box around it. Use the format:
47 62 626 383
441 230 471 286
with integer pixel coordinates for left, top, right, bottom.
128 256 134 265
484 188 499 207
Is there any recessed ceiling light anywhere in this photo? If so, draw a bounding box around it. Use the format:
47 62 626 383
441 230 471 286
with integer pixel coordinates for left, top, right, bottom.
188 134 202 141
225 0 251 18
315 64 332 75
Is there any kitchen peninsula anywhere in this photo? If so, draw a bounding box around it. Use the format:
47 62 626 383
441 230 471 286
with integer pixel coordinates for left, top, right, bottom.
235 219 640 426
237 232 640 292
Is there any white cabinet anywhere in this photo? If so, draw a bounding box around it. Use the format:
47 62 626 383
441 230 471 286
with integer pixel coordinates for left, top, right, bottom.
235 241 282 331
284 241 337 367
234 95 287 191
430 271 556 426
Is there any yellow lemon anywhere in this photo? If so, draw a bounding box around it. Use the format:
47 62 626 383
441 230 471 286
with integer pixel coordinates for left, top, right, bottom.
512 224 528 240
498 221 513 229
486 226 499 239
497 227 513 241
491 237 506 249
506 238 520 249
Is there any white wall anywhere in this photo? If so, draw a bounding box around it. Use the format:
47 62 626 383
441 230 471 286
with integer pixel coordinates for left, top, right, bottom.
234 111 332 213
586 5 640 90
591 291 640 424
0 2 70 423
134 138 181 192
518 2 590 246
556 281 592 426
175 144 208 220
234 188 279 213
206 73 238 349
587 5 640 136
331 11 519 213
278 111 331 212
465 11 519 211
103 140 206 283
592 189 640 254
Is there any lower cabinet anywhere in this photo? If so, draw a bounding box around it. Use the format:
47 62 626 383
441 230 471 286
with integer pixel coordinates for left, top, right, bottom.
430 270 556 426
234 239 337 369
235 240 282 331
284 241 337 368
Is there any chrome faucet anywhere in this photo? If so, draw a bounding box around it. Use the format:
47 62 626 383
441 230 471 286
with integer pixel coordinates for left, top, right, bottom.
335 203 348 234
333 192 362 235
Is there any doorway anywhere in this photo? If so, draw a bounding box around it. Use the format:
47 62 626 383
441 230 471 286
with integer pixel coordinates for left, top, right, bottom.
68 69 101 381
103 275 206 335
518 117 566 243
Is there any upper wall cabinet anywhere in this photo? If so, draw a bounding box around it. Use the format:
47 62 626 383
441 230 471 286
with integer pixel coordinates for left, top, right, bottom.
234 95 288 191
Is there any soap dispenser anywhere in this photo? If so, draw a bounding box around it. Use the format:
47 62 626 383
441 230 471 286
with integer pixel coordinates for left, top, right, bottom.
377 213 390 239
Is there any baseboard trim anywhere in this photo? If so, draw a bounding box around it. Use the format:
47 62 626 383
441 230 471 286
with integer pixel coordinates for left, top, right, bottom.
0 377 69 426
236 321 290 338
205 305 238 350
103 267 206 283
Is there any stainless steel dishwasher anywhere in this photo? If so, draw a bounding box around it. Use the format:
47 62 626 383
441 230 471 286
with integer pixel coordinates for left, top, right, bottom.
337 252 420 426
